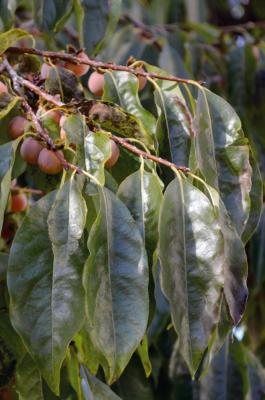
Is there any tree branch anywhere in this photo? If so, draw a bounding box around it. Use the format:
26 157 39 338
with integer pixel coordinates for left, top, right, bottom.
109 134 190 173
6 46 204 86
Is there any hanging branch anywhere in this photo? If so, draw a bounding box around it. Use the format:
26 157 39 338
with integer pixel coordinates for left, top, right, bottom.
0 57 190 174
6 46 204 86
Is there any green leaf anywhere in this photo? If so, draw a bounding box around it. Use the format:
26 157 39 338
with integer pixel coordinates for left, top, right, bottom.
66 346 83 400
32 0 73 32
241 154 263 244
153 83 192 168
137 335 152 378
83 187 149 384
0 139 20 234
76 100 154 149
0 28 34 54
158 175 224 376
8 179 87 394
16 353 44 400
195 88 254 236
80 365 122 399
75 0 121 55
200 338 265 399
103 71 156 139
85 129 111 185
0 0 16 29
117 166 163 256
0 94 20 120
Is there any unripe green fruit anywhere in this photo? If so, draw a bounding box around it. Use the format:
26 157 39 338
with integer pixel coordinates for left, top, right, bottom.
8 116 28 140
20 137 43 165
64 51 90 77
105 140 120 168
88 71 105 96
38 148 63 175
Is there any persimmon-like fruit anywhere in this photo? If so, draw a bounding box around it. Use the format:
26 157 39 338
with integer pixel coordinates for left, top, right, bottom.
105 140 120 168
64 51 90 77
88 71 105 96
38 148 63 175
10 193 28 213
8 116 28 139
20 137 43 165
0 81 8 94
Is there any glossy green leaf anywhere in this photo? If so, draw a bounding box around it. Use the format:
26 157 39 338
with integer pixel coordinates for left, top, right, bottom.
153 83 192 167
0 139 20 233
8 179 87 394
32 0 73 32
117 166 163 256
80 365 121 400
195 88 254 236
16 353 44 400
0 28 34 54
75 0 121 55
85 129 111 185
83 187 149 384
103 71 156 139
241 154 263 244
158 175 224 376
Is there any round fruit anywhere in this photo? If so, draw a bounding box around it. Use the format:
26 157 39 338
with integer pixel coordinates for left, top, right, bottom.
64 51 90 77
136 68 147 91
105 140 120 168
8 116 28 140
38 148 63 175
40 63 51 79
0 81 8 94
10 193 27 213
88 71 105 96
20 137 43 165
45 109 61 124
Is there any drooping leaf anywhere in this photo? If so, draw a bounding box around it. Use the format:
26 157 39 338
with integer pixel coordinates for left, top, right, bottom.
158 174 224 376
16 353 44 400
241 154 263 244
0 28 34 54
32 0 73 32
8 179 87 394
65 346 83 400
83 187 149 384
103 71 156 139
75 0 121 55
137 335 152 378
0 139 20 233
80 365 122 400
195 87 254 236
153 82 193 169
200 338 265 399
117 166 163 256
85 129 111 185
0 252 8 280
